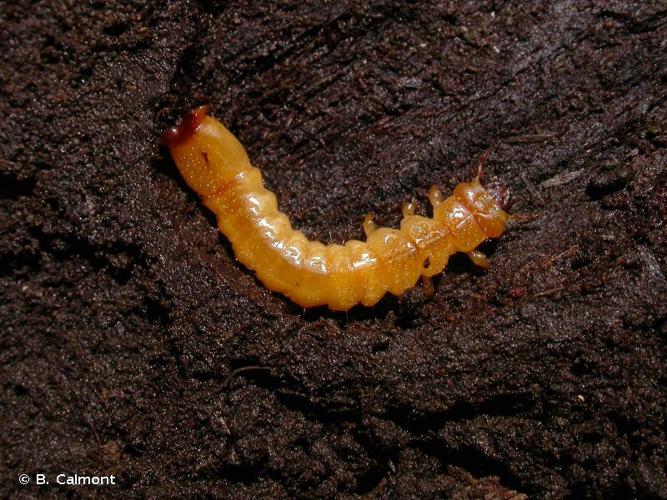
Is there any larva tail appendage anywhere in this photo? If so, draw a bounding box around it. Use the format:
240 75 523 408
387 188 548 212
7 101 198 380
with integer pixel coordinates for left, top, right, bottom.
160 105 211 147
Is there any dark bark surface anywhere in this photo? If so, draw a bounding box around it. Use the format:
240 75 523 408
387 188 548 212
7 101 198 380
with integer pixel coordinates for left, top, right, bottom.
1 0 666 497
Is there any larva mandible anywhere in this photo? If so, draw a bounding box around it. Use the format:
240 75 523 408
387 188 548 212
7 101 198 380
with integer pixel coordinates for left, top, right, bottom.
161 106 511 311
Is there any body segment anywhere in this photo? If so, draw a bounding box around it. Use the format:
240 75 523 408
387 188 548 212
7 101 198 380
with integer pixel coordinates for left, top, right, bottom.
162 107 510 311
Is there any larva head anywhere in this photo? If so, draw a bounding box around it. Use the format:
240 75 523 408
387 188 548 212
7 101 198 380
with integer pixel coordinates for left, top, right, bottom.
454 179 511 238
160 106 252 199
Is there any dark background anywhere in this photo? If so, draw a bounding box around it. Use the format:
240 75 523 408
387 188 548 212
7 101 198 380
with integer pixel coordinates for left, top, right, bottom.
1 0 665 497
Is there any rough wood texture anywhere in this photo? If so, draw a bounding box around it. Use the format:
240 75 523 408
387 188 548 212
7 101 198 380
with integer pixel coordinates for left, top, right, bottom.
1 1 665 497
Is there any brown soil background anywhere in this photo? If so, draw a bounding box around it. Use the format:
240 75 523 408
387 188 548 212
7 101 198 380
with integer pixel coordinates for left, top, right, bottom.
1 1 666 498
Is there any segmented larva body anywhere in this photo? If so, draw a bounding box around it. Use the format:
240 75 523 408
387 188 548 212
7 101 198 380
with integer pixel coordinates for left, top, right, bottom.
162 107 510 311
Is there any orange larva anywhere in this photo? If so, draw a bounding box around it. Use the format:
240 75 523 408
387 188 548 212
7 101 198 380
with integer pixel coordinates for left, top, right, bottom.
161 106 511 311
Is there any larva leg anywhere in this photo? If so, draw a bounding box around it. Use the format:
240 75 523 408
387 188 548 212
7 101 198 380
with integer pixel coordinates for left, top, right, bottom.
363 213 378 237
402 201 416 218
468 249 490 269
421 275 435 298
428 186 443 209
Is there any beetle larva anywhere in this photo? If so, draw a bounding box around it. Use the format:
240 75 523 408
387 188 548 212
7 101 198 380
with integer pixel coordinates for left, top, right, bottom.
161 106 511 311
